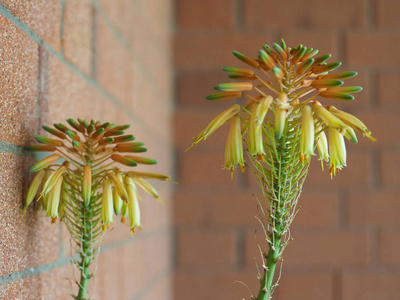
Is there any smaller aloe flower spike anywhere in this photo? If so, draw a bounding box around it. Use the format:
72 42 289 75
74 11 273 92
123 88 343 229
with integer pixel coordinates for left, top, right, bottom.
232 51 259 68
29 154 60 172
111 154 138 167
327 106 376 141
127 171 172 181
311 62 342 74
316 130 329 170
23 170 46 216
34 135 64 147
300 105 315 163
321 71 357 80
41 166 67 196
42 125 67 139
124 177 141 234
205 91 243 101
274 92 288 139
248 96 273 158
134 178 163 204
328 127 347 178
188 104 241 149
101 178 114 230
107 172 129 202
124 155 158 165
82 165 92 206
46 176 63 224
224 116 245 177
25 145 56 152
214 82 253 92
312 101 347 130
115 142 146 153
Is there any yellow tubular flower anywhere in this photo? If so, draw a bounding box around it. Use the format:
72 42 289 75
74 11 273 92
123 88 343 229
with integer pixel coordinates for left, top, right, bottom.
107 172 128 202
23 170 46 216
113 188 123 216
316 130 329 170
248 96 273 159
134 177 162 204
327 106 375 141
29 154 60 172
124 177 141 234
82 165 92 206
312 101 347 130
300 105 315 163
101 179 114 230
274 92 288 139
41 166 67 196
224 116 245 177
46 176 63 224
188 104 241 149
328 127 347 178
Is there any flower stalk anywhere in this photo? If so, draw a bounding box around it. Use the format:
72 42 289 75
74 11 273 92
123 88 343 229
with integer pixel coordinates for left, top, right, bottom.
188 39 375 299
24 119 173 299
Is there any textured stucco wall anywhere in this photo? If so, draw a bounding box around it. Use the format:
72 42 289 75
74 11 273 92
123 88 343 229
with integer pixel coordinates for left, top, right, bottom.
0 1 174 299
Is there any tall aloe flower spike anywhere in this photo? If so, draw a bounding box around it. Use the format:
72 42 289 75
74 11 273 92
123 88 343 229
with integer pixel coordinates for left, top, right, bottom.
24 119 173 300
188 39 375 300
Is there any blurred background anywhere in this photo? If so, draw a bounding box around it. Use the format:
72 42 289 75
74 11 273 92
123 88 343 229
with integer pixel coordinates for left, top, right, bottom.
1 0 400 299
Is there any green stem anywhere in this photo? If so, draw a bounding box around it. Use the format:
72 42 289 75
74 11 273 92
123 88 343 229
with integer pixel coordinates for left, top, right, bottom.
76 201 94 300
256 133 288 300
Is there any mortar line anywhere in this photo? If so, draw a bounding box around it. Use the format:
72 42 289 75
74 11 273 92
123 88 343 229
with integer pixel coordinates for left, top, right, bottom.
0 226 173 286
0 3 169 144
60 0 67 56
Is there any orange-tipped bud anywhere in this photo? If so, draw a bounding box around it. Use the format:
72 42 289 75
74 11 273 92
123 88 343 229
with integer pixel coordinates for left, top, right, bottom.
310 79 343 89
82 165 92 206
101 179 114 229
114 142 147 153
272 67 284 80
112 135 135 144
273 43 287 60
222 66 255 77
92 127 105 139
125 155 157 165
319 91 354 101
312 62 341 75
205 91 243 101
274 92 288 139
29 154 60 172
42 126 67 139
34 136 63 147
312 54 331 66
25 145 56 152
232 51 259 68
258 50 276 69
104 130 125 137
111 154 138 167
214 82 253 92
67 118 86 133
65 130 80 141
72 140 84 151
53 123 68 132
300 49 319 62
296 58 314 75
320 71 357 80
291 46 306 65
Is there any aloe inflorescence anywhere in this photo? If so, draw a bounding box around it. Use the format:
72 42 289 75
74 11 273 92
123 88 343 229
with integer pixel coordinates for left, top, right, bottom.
24 118 172 300
188 39 375 299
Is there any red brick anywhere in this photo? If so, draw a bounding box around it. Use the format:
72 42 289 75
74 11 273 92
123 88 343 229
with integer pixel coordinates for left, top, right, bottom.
177 72 233 107
283 231 369 266
378 72 400 108
279 272 334 300
244 0 365 29
1 0 62 50
376 0 400 29
349 190 400 225
0 153 59 276
380 151 400 186
174 33 270 70
305 150 372 188
279 31 338 59
177 0 234 29
0 16 38 145
178 150 242 187
379 229 400 265
177 229 236 266
342 272 400 300
347 33 400 67
174 270 257 300
62 0 92 75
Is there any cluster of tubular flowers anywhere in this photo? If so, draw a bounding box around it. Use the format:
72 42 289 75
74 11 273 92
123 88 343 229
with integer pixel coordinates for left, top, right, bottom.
188 39 375 177
25 119 172 234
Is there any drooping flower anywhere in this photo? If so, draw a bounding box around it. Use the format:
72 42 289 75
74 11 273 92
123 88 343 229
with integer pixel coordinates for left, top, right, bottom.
224 116 245 177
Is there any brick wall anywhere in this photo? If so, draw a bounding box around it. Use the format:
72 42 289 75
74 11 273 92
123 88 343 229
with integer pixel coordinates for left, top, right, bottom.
174 1 400 300
0 1 173 299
